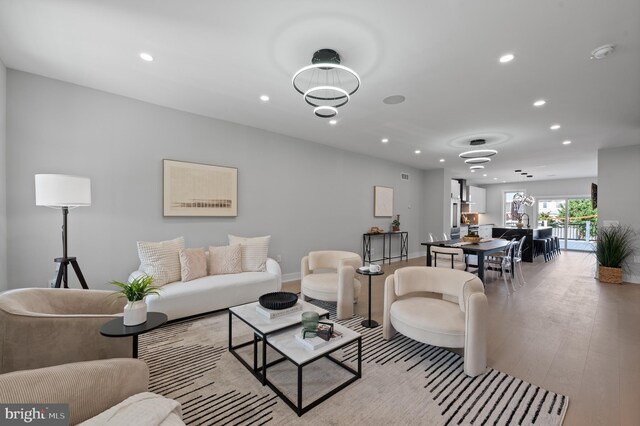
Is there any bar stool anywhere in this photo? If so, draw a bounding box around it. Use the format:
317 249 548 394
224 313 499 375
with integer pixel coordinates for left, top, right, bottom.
534 238 548 262
553 236 561 256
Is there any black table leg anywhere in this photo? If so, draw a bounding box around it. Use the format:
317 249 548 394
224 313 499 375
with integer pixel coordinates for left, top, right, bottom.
477 254 485 283
361 275 378 328
132 335 138 358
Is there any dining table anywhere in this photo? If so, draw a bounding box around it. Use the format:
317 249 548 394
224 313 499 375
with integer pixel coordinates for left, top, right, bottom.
421 238 510 283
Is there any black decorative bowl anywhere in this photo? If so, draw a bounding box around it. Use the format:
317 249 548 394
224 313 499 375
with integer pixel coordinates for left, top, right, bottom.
259 292 298 310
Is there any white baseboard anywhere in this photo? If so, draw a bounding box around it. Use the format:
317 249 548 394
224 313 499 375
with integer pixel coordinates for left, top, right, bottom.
282 251 426 283
623 274 640 284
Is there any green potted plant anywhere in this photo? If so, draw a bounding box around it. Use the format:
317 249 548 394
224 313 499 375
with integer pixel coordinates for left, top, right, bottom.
594 224 636 284
392 214 400 232
110 275 160 326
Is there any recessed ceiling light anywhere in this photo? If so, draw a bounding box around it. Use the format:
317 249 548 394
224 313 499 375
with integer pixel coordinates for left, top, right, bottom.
329 119 337 125
493 177 498 180
483 174 488 177
259 95 270 102
533 99 546 107
470 170 476 173
381 138 389 143
562 140 572 145
469 165 485 170
414 150 421 154
139 52 154 62
550 124 561 130
499 53 515 63
502 180 507 183
439 158 445 163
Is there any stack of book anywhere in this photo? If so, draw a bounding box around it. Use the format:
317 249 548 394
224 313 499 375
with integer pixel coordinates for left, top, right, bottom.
295 325 343 351
255 302 302 319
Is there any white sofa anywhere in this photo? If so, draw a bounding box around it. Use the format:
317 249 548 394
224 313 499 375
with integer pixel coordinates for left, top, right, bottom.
129 258 282 320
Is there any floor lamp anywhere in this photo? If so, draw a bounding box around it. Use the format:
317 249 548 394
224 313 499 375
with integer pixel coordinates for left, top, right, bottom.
35 174 91 289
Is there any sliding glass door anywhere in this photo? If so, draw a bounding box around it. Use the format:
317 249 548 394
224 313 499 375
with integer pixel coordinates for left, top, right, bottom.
537 198 597 252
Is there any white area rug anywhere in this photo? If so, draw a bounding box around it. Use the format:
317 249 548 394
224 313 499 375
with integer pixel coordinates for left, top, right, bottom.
139 301 568 425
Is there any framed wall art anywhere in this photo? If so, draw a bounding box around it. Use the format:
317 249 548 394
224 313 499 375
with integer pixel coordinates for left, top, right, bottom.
374 186 393 217
163 159 238 217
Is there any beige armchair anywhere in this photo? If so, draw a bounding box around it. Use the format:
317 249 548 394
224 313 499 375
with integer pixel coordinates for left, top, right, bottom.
300 251 362 320
0 358 183 425
383 266 488 377
0 288 131 373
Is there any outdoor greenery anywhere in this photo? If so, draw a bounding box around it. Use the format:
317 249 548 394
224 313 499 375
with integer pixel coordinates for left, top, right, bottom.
110 274 160 302
543 199 598 239
594 225 636 268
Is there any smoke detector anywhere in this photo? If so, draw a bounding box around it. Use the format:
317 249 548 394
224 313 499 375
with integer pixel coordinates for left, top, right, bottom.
590 44 615 60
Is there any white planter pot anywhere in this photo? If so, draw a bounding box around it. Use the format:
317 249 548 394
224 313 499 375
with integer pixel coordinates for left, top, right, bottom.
123 300 147 326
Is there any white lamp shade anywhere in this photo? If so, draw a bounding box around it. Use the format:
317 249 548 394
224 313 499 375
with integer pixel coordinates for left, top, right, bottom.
35 174 91 207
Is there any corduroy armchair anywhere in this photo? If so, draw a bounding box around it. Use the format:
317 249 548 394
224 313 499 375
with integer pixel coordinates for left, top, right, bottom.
0 288 131 373
0 358 183 425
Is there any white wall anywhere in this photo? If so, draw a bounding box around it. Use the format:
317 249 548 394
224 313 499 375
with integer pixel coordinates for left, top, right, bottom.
6 70 427 289
0 59 6 291
598 144 640 283
480 177 596 226
423 169 452 239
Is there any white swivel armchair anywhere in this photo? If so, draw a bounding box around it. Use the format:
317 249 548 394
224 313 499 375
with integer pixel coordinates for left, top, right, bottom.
301 251 362 320
383 266 488 377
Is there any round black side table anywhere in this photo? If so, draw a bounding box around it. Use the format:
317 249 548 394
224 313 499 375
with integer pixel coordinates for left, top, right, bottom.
356 268 384 328
100 312 168 358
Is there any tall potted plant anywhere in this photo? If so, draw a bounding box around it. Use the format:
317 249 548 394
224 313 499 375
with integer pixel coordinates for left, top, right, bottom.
594 224 636 284
111 275 160 325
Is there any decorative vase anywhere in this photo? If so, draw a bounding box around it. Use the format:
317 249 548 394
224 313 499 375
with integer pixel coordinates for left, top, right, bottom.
598 266 623 284
123 300 147 326
301 311 319 337
516 221 524 229
392 226 400 232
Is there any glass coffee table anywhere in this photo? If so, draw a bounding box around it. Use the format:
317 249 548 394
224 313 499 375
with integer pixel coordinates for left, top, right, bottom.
228 300 362 416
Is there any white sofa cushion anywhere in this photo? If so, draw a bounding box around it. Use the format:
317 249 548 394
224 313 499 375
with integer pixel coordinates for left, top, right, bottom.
179 248 207 282
145 271 279 320
79 392 183 426
228 235 270 272
390 297 465 348
208 245 242 275
301 272 361 302
137 237 184 286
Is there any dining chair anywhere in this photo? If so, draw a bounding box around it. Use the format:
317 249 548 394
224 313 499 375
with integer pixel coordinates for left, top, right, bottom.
513 236 527 286
484 238 518 295
443 232 450 240
428 233 436 242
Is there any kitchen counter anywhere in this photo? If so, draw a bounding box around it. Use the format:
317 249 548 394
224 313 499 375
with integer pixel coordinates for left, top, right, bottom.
491 227 553 262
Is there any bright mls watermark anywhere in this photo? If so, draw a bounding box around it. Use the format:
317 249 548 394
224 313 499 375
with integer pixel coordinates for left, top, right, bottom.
1 404 68 425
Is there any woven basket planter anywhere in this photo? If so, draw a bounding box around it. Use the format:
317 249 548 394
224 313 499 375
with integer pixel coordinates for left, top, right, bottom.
598 266 623 284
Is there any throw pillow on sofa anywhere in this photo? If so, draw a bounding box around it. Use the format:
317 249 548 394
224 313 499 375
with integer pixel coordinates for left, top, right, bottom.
179 248 207 282
228 235 270 272
137 237 184 286
208 244 242 275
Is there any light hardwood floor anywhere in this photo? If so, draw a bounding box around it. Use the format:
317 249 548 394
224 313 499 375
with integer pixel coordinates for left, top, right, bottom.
283 251 640 425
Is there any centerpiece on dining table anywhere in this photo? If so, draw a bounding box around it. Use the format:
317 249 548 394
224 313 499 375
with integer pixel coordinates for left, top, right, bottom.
462 231 482 243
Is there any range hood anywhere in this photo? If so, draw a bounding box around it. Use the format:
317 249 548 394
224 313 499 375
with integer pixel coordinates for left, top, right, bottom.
458 179 469 203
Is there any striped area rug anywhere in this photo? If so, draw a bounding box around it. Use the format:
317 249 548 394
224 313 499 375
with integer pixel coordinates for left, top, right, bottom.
139 301 567 425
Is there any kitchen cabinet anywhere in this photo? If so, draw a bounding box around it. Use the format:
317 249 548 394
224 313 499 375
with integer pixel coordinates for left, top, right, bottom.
451 179 460 199
478 225 493 239
468 186 486 213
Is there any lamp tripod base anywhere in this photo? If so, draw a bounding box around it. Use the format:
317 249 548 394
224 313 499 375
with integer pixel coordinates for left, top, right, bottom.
54 257 89 289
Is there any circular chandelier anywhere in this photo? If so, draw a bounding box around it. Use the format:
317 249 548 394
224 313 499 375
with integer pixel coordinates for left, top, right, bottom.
292 49 361 118
459 149 498 159
464 157 491 165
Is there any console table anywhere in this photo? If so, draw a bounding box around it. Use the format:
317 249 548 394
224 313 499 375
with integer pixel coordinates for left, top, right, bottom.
362 231 408 265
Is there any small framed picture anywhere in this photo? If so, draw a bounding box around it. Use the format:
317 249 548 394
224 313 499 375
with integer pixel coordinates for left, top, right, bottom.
374 186 393 217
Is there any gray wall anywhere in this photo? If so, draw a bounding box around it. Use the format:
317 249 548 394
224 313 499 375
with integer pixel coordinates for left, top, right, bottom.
423 169 450 240
0 59 6 291
480 177 597 226
6 70 427 289
598 145 640 283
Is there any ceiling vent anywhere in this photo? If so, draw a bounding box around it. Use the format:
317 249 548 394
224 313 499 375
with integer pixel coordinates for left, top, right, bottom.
470 139 486 146
401 173 409 181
